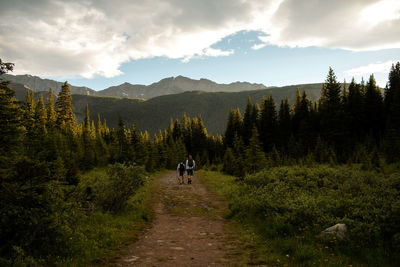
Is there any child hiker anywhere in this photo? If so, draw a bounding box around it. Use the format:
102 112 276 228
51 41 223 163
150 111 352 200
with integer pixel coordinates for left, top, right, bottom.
177 161 186 185
186 155 195 184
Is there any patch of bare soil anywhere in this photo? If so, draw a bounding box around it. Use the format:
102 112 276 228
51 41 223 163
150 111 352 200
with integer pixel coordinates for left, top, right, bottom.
108 172 232 266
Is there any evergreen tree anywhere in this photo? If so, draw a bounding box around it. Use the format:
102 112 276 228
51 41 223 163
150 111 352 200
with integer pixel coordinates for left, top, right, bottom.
232 134 246 177
172 119 182 140
182 113 192 153
56 82 76 131
46 88 56 129
345 78 365 142
135 131 149 166
81 104 95 169
319 67 347 160
0 61 23 161
84 104 91 134
243 97 255 145
258 95 277 152
278 97 291 150
96 114 102 136
293 90 314 154
385 62 400 161
244 128 267 174
23 89 36 136
34 95 47 136
223 148 235 175
191 116 208 155
224 108 243 148
116 116 130 162
364 74 384 140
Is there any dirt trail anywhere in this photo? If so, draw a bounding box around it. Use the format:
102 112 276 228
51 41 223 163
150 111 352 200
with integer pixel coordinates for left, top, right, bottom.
109 172 232 266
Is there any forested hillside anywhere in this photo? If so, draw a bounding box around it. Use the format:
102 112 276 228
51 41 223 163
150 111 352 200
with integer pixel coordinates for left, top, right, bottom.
11 82 323 134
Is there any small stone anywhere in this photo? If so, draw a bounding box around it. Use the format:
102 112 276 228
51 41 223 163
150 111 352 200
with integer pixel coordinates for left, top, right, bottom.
124 256 139 262
320 224 347 240
170 246 184 250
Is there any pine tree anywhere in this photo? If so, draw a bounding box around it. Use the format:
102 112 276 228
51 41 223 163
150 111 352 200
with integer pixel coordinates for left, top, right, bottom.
172 119 182 140
346 78 365 141
56 82 76 131
135 131 150 166
223 148 235 175
182 113 192 153
258 95 277 152
293 90 314 154
232 134 246 177
224 109 235 148
244 128 267 174
81 104 95 169
278 97 291 150
34 95 47 136
116 116 130 162
385 62 400 161
243 97 255 145
224 108 243 148
364 74 384 140
84 104 91 134
191 116 208 155
0 62 23 160
319 67 347 160
46 88 56 129
23 89 36 135
96 114 102 137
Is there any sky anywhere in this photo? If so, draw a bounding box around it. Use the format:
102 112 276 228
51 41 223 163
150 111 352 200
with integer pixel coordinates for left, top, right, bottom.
0 0 399 90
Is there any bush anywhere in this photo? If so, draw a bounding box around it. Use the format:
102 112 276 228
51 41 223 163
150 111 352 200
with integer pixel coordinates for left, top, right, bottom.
81 163 146 213
0 157 81 264
229 165 400 251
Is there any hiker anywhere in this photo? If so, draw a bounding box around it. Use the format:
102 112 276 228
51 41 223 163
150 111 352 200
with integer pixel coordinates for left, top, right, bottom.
186 155 195 184
177 161 186 185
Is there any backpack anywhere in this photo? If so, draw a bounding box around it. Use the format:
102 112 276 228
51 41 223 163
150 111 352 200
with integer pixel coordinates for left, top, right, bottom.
188 159 194 167
179 163 185 172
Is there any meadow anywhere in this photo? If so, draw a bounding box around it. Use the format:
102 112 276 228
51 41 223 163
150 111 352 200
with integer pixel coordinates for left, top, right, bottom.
199 164 400 266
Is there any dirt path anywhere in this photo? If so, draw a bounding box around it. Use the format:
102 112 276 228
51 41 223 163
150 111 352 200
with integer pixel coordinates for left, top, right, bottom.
109 172 232 266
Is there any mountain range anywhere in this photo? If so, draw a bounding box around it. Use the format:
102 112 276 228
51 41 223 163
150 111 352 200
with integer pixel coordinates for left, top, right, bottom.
3 74 96 95
3 74 267 99
5 74 323 134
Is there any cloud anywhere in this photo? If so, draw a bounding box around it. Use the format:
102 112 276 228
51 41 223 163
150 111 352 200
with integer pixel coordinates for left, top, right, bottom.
182 47 234 62
1 0 399 78
258 0 400 50
344 60 398 76
251 43 267 50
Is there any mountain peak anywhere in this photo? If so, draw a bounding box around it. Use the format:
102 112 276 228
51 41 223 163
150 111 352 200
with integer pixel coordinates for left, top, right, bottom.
4 73 268 100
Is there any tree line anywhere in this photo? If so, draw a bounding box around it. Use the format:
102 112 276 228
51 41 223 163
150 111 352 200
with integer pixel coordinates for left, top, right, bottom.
222 64 400 176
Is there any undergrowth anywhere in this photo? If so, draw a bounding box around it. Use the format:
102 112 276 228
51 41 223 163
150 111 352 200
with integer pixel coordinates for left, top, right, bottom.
198 165 400 266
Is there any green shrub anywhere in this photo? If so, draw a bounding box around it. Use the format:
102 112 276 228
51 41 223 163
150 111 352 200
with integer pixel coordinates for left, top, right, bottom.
229 165 400 251
0 157 82 264
80 163 146 213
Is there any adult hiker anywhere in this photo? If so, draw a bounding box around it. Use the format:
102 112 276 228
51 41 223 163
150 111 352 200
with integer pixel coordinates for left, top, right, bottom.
177 160 186 185
186 155 195 184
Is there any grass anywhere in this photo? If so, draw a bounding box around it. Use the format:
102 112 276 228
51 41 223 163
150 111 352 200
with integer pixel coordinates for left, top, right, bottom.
65 168 168 266
198 170 365 267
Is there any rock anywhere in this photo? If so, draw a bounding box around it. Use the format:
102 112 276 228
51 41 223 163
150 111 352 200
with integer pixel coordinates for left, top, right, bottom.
320 223 347 240
123 256 139 262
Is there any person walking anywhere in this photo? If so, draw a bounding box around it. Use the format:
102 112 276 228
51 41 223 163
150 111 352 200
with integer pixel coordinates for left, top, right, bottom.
186 155 195 184
177 161 186 185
